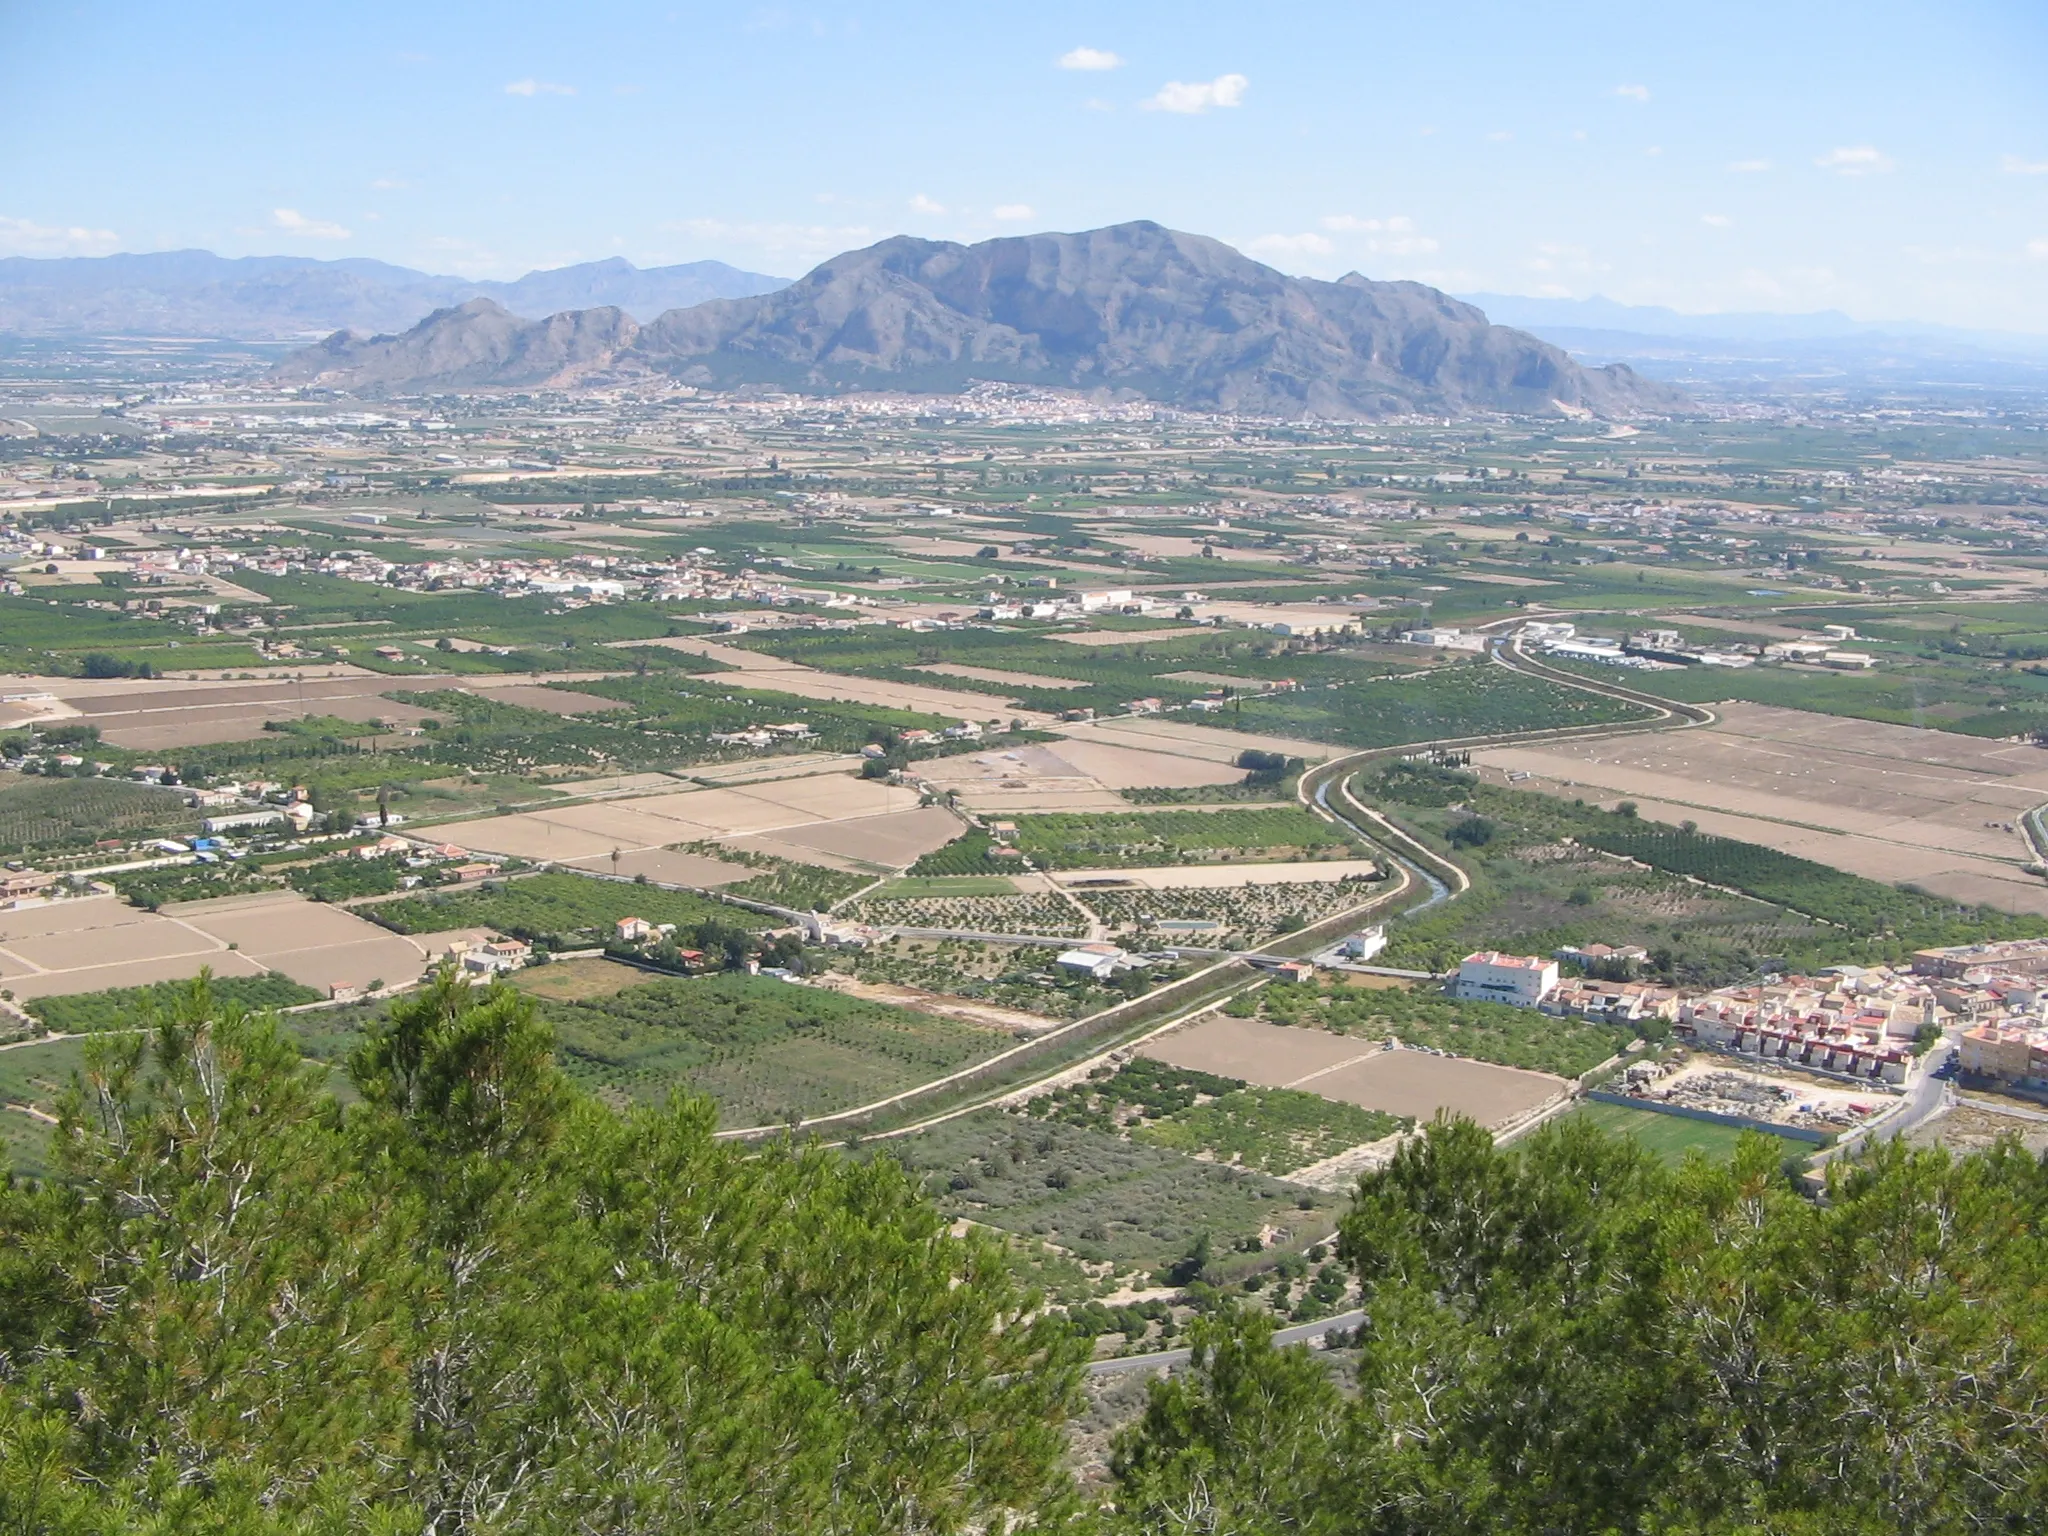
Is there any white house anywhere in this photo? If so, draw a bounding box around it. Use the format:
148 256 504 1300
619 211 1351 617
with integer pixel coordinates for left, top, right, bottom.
1056 946 1125 980
1453 951 1559 1008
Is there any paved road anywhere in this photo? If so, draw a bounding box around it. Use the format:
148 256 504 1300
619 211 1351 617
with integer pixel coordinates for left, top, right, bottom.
1085 1309 1364 1377
1825 1039 1957 1162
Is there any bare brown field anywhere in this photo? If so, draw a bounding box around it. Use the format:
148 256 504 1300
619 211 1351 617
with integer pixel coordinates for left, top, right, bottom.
1061 715 1332 765
442 776 940 874
468 683 620 715
1145 1015 1563 1127
1452 570 1557 587
912 663 1088 689
815 974 1061 1033
683 752 854 785
1049 627 1209 647
716 835 873 873
0 669 625 750
174 893 432 992
1476 701 2048 915
442 777 924 865
603 637 1045 720
761 807 963 867
0 891 431 999
8 921 214 970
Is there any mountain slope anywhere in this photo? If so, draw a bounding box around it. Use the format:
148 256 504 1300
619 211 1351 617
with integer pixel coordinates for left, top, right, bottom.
0 252 788 337
277 222 1690 417
273 299 638 389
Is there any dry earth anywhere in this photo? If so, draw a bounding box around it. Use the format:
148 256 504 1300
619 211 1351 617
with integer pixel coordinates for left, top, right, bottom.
0 890 433 999
1145 1015 1564 1126
601 636 1051 721
1476 701 2048 915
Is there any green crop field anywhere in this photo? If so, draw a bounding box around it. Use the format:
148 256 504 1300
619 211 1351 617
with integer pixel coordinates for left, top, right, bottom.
0 777 199 852
1564 1100 1814 1166
1004 807 1356 869
365 872 763 944
0 1036 90 1120
1027 1058 1407 1175
25 972 322 1034
910 807 1357 875
869 875 1021 898
1245 977 1631 1080
1228 662 1652 749
538 972 1006 1126
886 1106 1342 1276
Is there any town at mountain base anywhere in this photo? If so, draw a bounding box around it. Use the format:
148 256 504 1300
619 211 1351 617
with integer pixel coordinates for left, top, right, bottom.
274 221 1692 420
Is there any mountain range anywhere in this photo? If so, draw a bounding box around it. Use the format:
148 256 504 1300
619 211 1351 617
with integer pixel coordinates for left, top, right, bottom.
270 222 1689 420
0 252 788 339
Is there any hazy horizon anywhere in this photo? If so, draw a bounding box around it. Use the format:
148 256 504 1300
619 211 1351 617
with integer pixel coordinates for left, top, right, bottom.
3 1 2044 331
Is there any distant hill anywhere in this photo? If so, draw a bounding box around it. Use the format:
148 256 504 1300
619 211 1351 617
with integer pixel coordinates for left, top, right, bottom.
275 222 1689 420
0 252 789 338
1460 292 2048 394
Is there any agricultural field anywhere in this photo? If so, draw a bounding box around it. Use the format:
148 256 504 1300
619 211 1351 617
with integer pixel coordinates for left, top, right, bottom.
1002 807 1359 869
508 956 649 1002
843 889 1088 937
0 776 198 854
1247 974 1633 1079
1226 662 1653 749
536 971 1008 1127
908 806 1359 876
1146 1013 1570 1128
1083 876 1387 946
1434 780 2048 970
1474 701 2048 915
884 1105 1344 1282
1025 1057 1408 1175
23 971 322 1033
364 872 766 948
437 775 951 875
0 890 433 1000
836 936 1184 1021
667 841 871 909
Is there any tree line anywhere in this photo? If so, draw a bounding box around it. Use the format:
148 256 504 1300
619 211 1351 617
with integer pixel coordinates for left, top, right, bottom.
3 978 2044 1532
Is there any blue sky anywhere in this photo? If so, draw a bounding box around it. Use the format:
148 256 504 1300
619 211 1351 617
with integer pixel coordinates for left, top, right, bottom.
4 0 2046 328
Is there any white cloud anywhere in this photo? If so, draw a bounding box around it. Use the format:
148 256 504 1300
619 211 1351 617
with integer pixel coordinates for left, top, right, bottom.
1248 232 1334 259
369 177 412 191
908 193 946 215
1644 145 1663 156
1058 46 1122 71
0 215 119 256
1613 84 1650 102
1315 215 1439 256
1816 145 1893 175
2030 239 2048 261
1701 213 1732 227
504 79 575 97
992 204 1035 222
1486 130 1513 142
273 208 350 240
2004 154 2048 175
1728 158 1772 173
1142 73 1247 114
